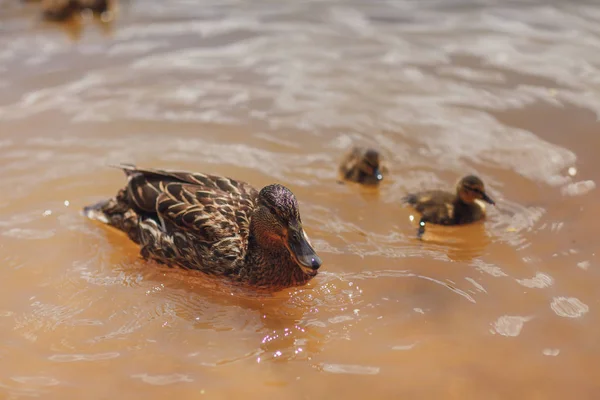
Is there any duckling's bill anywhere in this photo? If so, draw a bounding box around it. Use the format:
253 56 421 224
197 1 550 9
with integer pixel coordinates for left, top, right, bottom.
481 192 495 205
374 167 383 181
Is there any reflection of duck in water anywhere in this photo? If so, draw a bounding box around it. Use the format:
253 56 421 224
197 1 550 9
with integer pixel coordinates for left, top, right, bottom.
402 175 496 238
83 164 322 291
338 147 385 185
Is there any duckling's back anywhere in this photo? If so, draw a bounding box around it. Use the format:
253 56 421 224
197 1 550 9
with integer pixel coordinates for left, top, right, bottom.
402 190 454 212
402 190 457 225
402 190 485 225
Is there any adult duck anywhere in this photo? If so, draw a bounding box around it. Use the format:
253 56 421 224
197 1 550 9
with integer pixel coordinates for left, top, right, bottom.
83 165 322 290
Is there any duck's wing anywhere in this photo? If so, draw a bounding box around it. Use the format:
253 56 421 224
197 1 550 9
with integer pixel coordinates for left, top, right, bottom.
155 182 258 262
117 164 258 260
115 164 257 213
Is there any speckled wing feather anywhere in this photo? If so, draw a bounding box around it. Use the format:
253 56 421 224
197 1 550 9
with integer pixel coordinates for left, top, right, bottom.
117 164 259 262
117 164 256 211
156 182 257 261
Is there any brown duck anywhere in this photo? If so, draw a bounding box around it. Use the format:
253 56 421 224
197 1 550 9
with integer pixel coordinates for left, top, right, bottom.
41 0 79 21
402 175 495 238
41 0 111 21
339 147 385 185
83 165 322 291
78 0 111 14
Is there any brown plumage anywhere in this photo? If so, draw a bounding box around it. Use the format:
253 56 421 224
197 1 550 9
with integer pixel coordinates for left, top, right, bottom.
83 164 322 291
402 175 496 238
78 0 110 14
41 0 79 20
339 147 385 185
41 0 111 21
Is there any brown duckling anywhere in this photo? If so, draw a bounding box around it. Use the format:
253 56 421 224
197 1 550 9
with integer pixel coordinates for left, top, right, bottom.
41 0 79 21
339 147 385 185
83 164 322 291
402 175 495 238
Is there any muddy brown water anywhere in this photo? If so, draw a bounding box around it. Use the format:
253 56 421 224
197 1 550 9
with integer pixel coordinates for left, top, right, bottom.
0 0 599 399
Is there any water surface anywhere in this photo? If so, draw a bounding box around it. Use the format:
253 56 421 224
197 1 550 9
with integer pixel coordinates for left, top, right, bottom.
0 0 599 398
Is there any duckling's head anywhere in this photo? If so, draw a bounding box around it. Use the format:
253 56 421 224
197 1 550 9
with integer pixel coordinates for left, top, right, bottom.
342 147 384 184
363 149 383 179
253 184 322 275
456 175 495 205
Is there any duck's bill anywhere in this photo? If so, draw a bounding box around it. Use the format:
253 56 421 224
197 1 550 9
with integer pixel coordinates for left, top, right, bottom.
287 230 322 272
481 192 495 205
373 167 383 181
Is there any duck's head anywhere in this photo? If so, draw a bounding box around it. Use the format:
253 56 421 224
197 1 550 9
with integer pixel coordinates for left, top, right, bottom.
344 147 384 184
456 175 495 205
362 149 384 181
253 184 322 275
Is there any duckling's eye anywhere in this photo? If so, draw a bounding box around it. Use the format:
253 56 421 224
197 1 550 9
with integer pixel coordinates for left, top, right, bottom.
365 159 378 168
463 186 480 195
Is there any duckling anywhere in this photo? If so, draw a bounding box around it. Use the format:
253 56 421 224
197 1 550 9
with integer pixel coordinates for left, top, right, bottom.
339 147 385 185
83 165 322 291
402 175 495 238
41 0 79 21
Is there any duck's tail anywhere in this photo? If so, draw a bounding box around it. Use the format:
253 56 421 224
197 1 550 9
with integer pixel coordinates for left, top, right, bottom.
82 189 142 244
82 199 112 224
401 193 418 205
107 163 138 177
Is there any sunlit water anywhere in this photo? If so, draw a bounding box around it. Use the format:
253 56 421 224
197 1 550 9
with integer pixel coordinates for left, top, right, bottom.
0 0 599 398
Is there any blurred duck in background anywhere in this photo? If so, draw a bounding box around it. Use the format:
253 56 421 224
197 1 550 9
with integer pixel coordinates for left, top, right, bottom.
41 0 78 21
339 147 386 185
40 0 113 21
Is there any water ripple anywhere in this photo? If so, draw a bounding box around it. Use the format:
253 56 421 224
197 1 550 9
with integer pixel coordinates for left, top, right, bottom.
0 0 598 397
48 352 120 362
492 315 532 337
131 373 193 385
319 363 380 375
550 297 589 318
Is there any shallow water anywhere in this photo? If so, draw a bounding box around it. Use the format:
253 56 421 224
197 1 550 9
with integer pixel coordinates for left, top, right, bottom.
0 0 599 398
